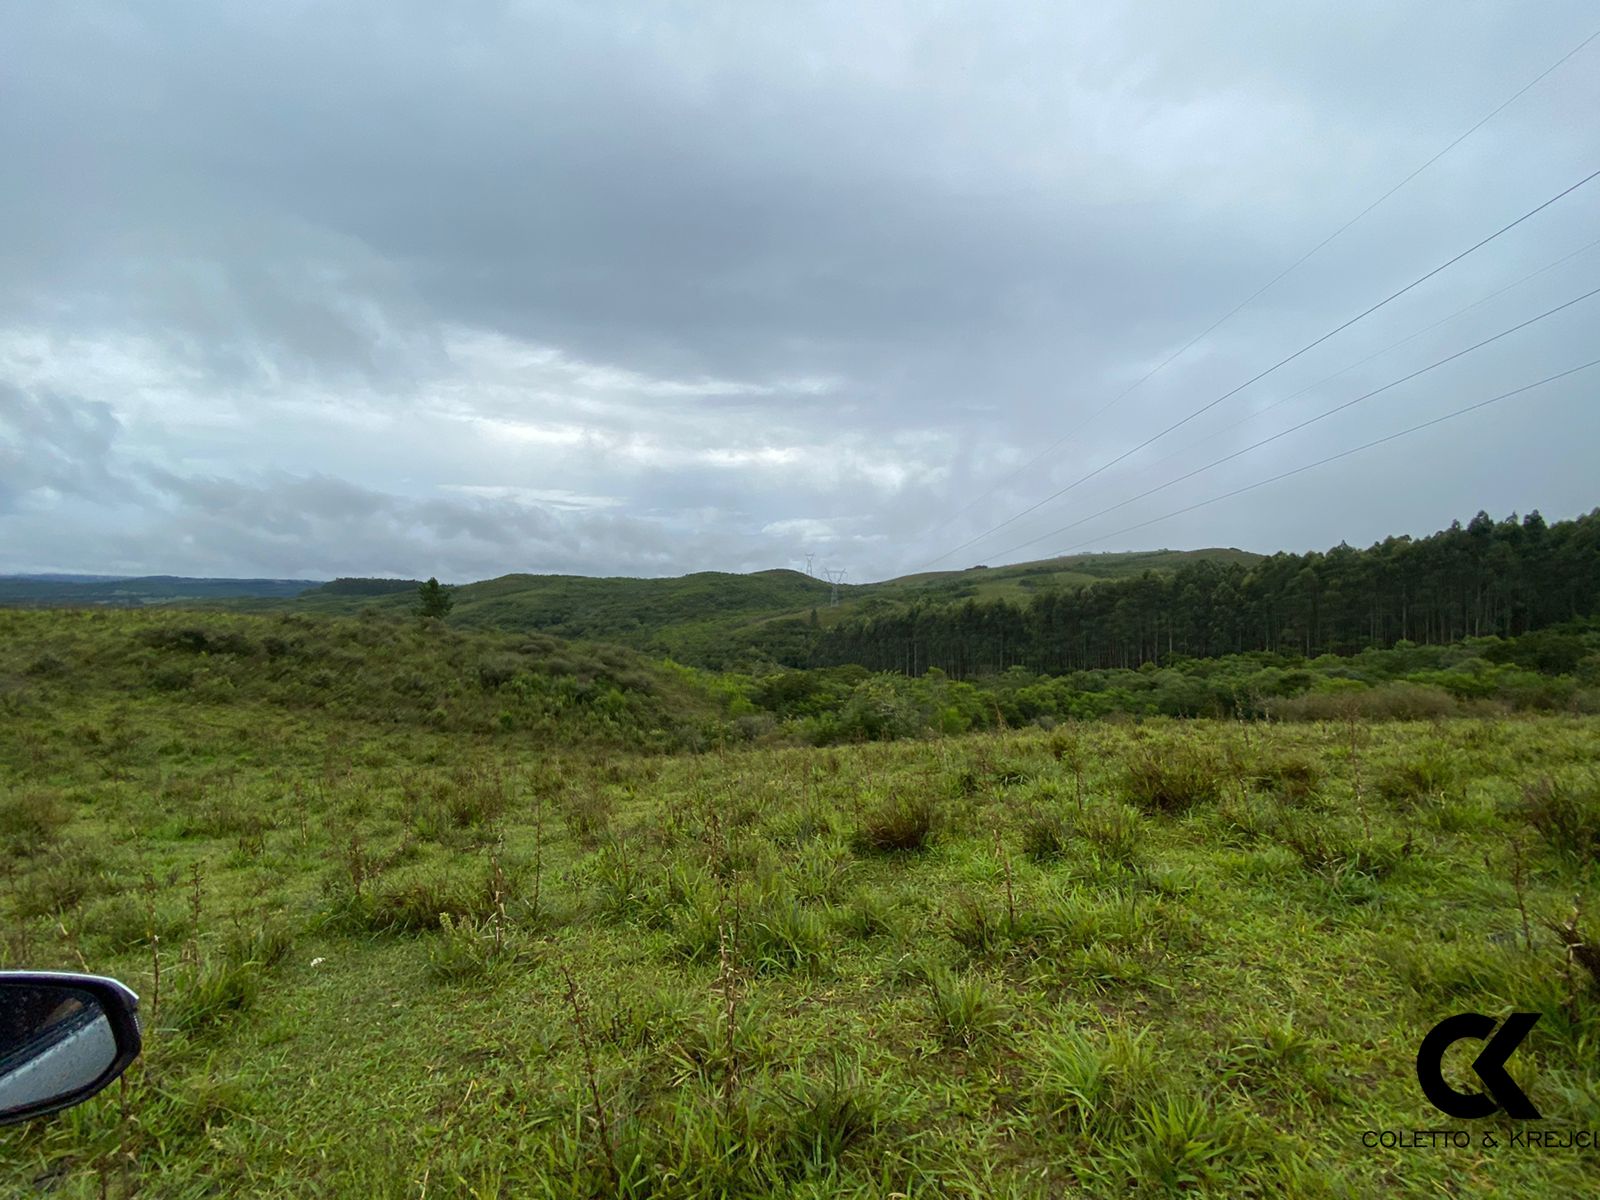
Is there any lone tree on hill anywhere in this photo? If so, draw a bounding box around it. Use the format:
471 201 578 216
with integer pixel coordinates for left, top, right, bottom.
416 577 455 621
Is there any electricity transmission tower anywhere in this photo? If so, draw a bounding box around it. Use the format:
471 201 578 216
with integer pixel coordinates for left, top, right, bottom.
804 553 815 578
822 567 846 606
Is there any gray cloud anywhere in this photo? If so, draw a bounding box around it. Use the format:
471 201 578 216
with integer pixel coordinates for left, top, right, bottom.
1 2 1596 580
0 385 130 510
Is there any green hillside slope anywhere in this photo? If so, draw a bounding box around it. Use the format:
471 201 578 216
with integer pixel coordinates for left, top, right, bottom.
0 608 730 759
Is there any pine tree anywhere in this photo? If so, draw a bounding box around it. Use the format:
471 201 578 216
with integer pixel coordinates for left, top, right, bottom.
416 577 454 621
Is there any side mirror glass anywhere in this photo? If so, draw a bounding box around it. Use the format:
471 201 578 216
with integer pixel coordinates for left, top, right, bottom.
0 973 142 1126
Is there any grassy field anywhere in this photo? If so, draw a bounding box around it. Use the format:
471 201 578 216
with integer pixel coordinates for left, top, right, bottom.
3 614 1599 1196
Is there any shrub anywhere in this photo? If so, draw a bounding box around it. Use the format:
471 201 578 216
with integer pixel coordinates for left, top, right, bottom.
477 654 525 689
24 654 67 677
140 626 254 656
852 793 938 854
1270 682 1459 721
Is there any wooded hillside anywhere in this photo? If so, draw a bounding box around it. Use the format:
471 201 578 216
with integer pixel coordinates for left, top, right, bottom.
816 510 1600 676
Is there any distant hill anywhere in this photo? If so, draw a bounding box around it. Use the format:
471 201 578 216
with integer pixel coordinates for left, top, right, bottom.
0 550 1261 668
0 575 325 606
200 549 1261 668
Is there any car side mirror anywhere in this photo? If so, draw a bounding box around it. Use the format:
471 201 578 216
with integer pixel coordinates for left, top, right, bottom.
0 972 143 1126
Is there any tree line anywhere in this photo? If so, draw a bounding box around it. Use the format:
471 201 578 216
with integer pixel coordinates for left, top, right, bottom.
813 509 1600 677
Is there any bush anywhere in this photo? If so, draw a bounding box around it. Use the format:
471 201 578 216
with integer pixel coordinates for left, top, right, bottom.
1269 682 1459 721
140 626 254 656
477 655 525 689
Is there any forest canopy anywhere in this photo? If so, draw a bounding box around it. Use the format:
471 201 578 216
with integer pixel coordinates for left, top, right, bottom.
814 509 1600 676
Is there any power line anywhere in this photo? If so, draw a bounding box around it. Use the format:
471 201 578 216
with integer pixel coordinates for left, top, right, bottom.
986 283 1600 561
919 22 1600 539
1129 234 1600 483
917 164 1600 569
1038 357 1600 557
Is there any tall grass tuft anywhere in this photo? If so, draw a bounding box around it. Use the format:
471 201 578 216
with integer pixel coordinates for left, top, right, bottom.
1121 746 1224 814
1520 774 1600 864
775 1054 881 1176
0 789 71 855
926 966 1008 1048
852 793 938 854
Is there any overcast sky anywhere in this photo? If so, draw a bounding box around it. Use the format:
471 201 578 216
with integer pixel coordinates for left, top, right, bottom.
2 2 1596 583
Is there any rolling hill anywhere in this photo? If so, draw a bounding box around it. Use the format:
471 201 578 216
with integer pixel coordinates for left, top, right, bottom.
0 549 1261 669
228 549 1262 668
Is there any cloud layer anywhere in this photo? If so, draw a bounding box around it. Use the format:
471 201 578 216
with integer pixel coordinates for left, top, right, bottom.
3 2 1597 581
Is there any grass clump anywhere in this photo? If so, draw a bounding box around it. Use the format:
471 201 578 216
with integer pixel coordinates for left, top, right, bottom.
671 884 830 976
852 792 938 854
1121 746 1223 813
774 1054 882 1176
164 958 261 1035
925 966 1008 1048
1253 752 1322 803
1035 1024 1158 1134
1375 744 1459 804
1079 802 1143 865
9 844 111 917
1520 774 1600 863
1021 807 1071 862
1109 1092 1255 1195
425 911 531 982
0 789 71 855
830 889 902 941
